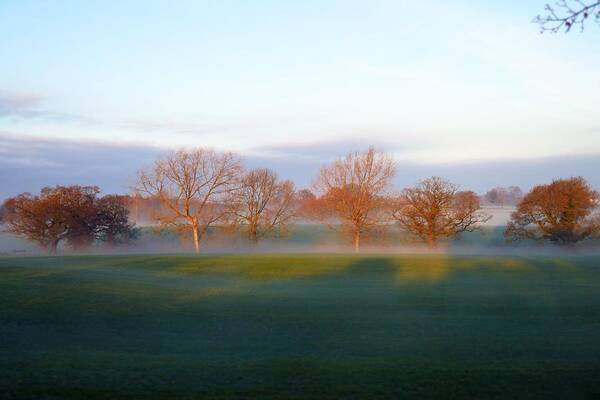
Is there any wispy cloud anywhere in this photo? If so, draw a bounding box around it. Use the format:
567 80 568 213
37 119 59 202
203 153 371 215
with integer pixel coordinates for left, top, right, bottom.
0 133 163 162
0 90 100 125
252 137 411 161
0 155 61 168
0 91 44 117
0 89 261 139
118 119 254 136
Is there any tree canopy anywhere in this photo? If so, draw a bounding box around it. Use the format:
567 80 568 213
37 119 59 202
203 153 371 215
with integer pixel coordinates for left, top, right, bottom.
506 177 600 245
394 177 490 247
233 168 296 242
137 148 242 253
312 147 396 252
2 186 136 254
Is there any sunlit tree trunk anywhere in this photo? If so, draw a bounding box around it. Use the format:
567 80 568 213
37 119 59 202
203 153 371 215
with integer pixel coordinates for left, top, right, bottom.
191 220 200 254
427 233 437 249
354 231 360 253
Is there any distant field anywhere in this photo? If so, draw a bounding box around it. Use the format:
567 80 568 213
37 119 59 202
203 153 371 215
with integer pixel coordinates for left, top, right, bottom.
2 254 600 399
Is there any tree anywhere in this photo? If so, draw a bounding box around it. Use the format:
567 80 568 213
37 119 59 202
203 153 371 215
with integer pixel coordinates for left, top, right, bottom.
94 195 138 245
137 148 242 253
507 186 524 205
233 168 296 242
484 187 508 207
2 186 136 254
394 177 491 247
295 189 318 218
484 186 524 207
0 203 6 224
312 147 396 252
534 1 600 32
2 186 98 253
505 177 600 245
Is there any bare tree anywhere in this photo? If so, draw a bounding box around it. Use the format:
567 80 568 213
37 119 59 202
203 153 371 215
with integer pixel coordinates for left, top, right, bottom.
484 186 523 207
506 177 600 245
394 177 491 247
137 148 242 253
233 168 296 242
534 1 600 32
507 186 524 205
312 147 396 252
484 187 508 207
295 189 318 220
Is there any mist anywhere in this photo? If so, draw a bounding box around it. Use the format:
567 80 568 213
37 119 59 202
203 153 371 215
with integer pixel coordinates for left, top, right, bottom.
3 222 598 258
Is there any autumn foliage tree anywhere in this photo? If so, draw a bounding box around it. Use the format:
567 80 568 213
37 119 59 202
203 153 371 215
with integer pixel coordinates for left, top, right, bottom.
232 168 296 242
394 177 490 247
312 147 396 252
505 177 600 245
1 186 135 254
137 148 242 253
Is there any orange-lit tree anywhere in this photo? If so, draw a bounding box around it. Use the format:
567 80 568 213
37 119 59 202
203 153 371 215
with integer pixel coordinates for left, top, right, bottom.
394 177 490 247
233 168 296 242
505 177 600 245
2 186 135 254
312 147 396 252
137 148 242 253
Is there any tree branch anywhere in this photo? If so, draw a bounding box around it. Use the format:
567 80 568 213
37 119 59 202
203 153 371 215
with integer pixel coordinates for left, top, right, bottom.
534 0 600 32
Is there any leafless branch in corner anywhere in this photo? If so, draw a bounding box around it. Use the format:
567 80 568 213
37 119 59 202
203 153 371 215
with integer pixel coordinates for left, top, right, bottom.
533 0 600 32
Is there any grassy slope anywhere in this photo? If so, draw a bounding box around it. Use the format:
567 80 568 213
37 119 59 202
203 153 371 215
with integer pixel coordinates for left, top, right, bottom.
2 254 600 399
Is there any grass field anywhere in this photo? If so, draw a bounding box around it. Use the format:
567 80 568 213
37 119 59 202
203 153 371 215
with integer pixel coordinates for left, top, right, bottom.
2 254 600 399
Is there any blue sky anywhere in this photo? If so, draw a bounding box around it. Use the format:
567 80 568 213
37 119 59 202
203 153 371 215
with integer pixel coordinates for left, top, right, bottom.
1 1 599 197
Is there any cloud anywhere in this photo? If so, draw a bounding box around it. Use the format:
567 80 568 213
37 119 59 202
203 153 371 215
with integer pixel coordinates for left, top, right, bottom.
118 119 252 136
0 90 100 125
392 154 600 193
0 154 61 168
0 134 164 198
1 134 599 201
0 91 44 117
0 89 256 139
224 136 600 192
253 137 409 161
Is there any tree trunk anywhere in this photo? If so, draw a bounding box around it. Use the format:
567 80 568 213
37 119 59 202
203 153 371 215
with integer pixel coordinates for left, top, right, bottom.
354 231 360 253
49 239 59 255
427 234 437 249
249 224 259 244
191 221 200 254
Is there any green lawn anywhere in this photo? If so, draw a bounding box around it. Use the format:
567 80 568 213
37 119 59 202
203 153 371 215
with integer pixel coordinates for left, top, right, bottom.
2 254 600 399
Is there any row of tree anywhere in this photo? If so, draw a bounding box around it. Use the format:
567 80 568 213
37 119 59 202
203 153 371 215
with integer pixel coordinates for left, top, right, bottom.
482 186 523 207
133 147 492 252
2 147 599 253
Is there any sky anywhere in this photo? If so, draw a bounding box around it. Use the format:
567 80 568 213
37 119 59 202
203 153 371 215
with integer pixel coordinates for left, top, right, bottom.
1 0 599 198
